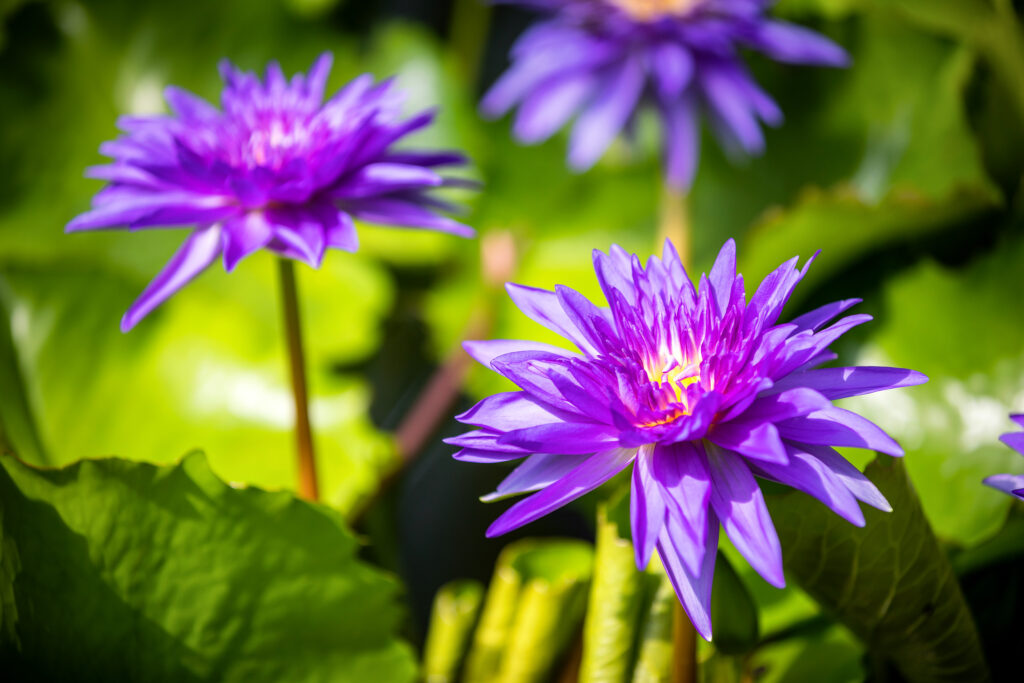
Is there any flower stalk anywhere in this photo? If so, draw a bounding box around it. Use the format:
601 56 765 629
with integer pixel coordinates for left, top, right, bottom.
658 183 691 270
278 258 319 501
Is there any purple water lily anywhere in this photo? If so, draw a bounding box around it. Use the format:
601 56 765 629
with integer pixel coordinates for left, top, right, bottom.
984 415 1024 499
482 0 848 188
448 239 926 639
68 53 473 331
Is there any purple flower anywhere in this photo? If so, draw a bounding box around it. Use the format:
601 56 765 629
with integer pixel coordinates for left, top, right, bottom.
482 0 848 188
984 415 1024 499
448 239 926 640
68 53 474 331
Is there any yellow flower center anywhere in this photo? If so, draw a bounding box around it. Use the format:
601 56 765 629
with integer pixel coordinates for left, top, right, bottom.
609 0 704 21
647 352 702 401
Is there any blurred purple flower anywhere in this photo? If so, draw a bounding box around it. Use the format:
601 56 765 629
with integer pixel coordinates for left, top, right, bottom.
482 0 848 188
984 415 1024 499
448 239 925 639
68 53 474 331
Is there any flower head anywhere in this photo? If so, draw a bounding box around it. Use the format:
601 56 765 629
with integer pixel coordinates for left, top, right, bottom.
68 53 474 331
448 239 926 639
482 0 848 188
984 415 1024 499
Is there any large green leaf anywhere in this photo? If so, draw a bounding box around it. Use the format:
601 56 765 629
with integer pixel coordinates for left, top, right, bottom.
0 451 416 682
768 457 989 682
841 235 1024 544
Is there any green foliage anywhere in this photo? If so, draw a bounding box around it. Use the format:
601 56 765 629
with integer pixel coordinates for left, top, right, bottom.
768 457 989 682
0 451 416 682
841 236 1024 544
423 580 484 683
629 560 676 683
463 539 593 683
708 554 759 656
580 494 648 683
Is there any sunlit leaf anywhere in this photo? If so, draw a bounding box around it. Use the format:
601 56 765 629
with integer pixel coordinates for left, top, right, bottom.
842 235 1024 544
768 457 989 682
0 451 416 682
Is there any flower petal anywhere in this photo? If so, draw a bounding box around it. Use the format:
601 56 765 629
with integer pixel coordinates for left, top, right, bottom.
497 422 620 454
457 391 579 431
514 72 597 143
751 443 866 527
778 406 903 457
463 339 576 368
486 447 637 536
631 444 667 569
482 453 592 502
798 444 891 512
652 441 711 575
709 421 788 465
983 474 1024 499
121 226 222 331
568 56 645 171
743 21 850 67
222 211 274 271
506 283 600 355
706 446 785 588
657 510 719 642
768 366 928 400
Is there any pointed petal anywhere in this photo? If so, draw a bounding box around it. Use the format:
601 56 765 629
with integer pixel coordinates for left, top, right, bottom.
798 444 891 512
325 211 359 252
332 162 443 200
983 474 1024 499
778 406 904 456
222 211 274 271
706 446 785 588
768 367 928 400
457 391 579 431
788 298 861 333
497 422 620 454
1001 432 1024 455
709 421 788 465
463 339 576 368
345 198 474 237
486 447 637 536
506 283 600 355
656 510 719 641
651 42 694 99
751 444 865 526
568 57 645 171
482 453 592 502
661 95 700 190
514 72 596 143
653 441 712 574
708 239 737 315
121 226 222 331
631 444 667 569
743 21 850 67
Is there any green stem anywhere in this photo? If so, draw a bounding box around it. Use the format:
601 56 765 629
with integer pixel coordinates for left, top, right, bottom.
449 0 494 87
672 604 697 683
277 258 319 501
658 183 691 269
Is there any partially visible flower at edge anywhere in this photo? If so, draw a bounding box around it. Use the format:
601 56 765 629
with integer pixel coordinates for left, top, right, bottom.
482 0 849 188
447 239 926 640
984 415 1024 499
68 52 474 331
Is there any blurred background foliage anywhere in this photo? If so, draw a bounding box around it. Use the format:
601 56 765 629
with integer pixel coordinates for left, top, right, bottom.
1 0 1023 680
